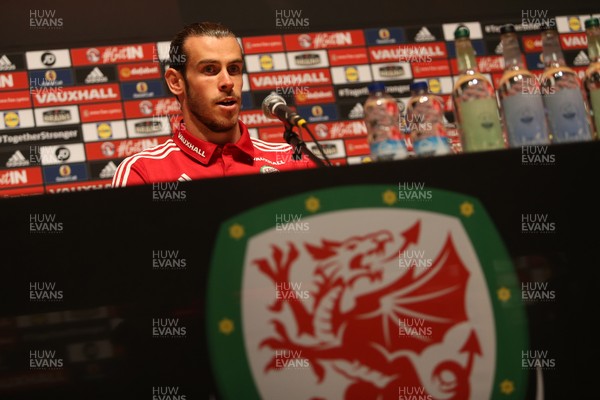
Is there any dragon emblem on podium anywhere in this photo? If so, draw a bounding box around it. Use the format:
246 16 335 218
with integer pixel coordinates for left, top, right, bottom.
252 220 481 400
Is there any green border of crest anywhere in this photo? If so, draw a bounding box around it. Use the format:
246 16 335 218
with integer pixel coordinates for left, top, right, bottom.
206 184 528 399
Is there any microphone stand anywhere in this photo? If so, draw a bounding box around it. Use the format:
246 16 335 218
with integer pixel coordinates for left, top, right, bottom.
283 122 328 168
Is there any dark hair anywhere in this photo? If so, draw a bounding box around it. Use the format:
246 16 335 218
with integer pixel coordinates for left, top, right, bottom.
168 21 237 73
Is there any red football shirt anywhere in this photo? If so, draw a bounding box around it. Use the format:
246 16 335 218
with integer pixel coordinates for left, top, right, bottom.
112 120 316 187
112 121 316 187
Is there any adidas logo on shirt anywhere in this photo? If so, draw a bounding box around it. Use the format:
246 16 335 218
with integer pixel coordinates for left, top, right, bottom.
414 27 436 42
178 173 191 182
6 150 29 168
99 161 117 179
85 67 108 84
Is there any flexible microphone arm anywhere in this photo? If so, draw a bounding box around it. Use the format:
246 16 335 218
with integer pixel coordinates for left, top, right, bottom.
297 124 332 167
262 92 332 167
282 123 328 168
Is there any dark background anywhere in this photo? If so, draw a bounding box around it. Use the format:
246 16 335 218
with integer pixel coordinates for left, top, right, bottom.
1 0 598 50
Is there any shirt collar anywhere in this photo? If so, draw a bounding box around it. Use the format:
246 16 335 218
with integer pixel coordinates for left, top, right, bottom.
173 120 254 165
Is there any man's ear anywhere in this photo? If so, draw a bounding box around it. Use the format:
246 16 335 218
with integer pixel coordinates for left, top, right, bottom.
165 68 185 99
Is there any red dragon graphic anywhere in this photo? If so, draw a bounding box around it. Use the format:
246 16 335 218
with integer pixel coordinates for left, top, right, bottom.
253 220 481 400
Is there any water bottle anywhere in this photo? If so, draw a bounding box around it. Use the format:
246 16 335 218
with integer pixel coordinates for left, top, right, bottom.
406 81 452 156
452 25 506 152
584 17 600 137
540 24 593 142
497 24 551 146
364 82 407 161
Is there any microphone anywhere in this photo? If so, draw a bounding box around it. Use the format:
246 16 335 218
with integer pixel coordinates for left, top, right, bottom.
262 92 307 128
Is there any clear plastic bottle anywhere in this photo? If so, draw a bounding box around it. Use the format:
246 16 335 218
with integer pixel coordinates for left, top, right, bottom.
406 81 452 156
540 24 593 143
452 25 506 152
364 82 407 161
498 24 551 146
584 17 600 138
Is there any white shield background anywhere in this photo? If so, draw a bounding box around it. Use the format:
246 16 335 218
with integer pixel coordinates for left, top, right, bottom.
241 209 496 400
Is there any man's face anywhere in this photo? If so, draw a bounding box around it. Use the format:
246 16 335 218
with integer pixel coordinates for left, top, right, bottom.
180 36 243 134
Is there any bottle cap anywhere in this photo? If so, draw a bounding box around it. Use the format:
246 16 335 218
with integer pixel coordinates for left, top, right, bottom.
585 18 600 29
367 82 386 93
454 25 470 39
500 24 516 34
409 81 428 93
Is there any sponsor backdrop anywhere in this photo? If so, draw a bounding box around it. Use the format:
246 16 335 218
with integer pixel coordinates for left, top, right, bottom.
0 13 599 196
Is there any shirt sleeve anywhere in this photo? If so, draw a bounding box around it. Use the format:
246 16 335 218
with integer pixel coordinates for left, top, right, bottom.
111 157 147 188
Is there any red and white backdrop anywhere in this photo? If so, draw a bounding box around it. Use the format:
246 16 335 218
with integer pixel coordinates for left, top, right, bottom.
0 13 598 197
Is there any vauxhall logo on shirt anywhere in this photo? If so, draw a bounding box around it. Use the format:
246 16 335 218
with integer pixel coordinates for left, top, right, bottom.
178 132 206 158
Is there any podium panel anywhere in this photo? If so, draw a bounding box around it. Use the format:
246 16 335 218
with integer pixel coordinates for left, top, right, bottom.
0 141 598 399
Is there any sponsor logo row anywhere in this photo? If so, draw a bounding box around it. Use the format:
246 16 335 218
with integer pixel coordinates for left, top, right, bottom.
0 135 171 171
0 98 180 130
0 15 593 73
243 43 591 88
0 62 163 92
0 45 158 71
0 162 115 189
0 136 170 190
0 107 176 139
0 80 169 105
241 33 586 72
0 173 113 197
239 16 595 53
2 35 585 95
243 43 448 72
